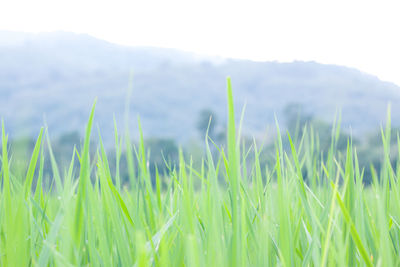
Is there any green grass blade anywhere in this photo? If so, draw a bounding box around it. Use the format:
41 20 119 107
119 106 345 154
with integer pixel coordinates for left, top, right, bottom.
24 128 44 199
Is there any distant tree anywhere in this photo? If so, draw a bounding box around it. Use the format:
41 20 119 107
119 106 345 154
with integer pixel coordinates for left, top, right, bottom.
145 138 179 178
45 131 82 178
57 131 81 147
196 109 218 140
283 103 313 141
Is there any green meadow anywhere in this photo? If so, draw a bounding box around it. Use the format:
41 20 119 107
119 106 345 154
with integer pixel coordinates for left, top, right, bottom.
1 78 400 266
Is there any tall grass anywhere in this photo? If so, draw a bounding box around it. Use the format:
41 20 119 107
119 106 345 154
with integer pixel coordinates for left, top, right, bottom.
1 78 400 266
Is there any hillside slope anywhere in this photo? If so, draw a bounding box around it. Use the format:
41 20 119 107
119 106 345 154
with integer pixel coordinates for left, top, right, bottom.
1 31 399 142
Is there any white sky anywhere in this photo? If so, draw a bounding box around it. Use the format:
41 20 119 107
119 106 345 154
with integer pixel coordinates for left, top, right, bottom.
1 0 400 85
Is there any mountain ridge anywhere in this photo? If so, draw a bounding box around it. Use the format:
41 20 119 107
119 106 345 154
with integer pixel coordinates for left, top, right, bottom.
0 31 399 143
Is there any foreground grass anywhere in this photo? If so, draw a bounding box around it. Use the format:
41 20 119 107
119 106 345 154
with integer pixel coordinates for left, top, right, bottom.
1 78 400 266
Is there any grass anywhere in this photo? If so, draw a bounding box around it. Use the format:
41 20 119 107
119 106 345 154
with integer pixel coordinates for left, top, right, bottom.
1 77 400 266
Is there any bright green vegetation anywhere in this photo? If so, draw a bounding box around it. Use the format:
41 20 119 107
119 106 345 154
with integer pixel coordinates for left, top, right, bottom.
1 78 400 266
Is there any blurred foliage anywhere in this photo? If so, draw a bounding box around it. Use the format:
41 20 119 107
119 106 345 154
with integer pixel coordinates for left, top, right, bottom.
5 106 399 186
197 109 218 140
145 138 179 178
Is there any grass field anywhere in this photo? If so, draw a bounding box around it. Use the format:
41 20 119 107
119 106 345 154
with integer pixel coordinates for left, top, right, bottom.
1 78 400 266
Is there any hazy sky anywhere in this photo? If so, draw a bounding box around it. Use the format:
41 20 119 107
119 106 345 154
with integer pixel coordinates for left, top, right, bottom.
1 0 399 85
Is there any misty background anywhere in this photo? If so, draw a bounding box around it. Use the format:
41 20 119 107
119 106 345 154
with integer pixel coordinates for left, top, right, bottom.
1 31 399 184
2 31 400 140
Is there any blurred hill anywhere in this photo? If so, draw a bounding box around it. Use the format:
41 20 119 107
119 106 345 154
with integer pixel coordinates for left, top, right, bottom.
1 31 399 143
